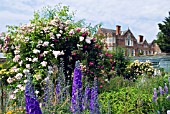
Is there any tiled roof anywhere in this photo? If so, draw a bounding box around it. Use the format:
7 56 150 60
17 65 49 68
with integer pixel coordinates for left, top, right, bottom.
100 28 128 36
100 28 116 34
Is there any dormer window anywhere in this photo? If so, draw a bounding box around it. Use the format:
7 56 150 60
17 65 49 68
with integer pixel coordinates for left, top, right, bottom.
125 34 133 46
144 44 148 48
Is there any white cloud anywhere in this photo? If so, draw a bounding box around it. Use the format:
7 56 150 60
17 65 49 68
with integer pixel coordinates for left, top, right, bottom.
0 0 170 42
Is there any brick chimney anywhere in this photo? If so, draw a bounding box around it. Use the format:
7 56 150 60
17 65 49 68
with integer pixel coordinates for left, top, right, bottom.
116 25 121 35
138 35 144 43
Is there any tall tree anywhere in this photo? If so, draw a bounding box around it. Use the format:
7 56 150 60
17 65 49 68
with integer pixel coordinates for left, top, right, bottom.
156 12 170 53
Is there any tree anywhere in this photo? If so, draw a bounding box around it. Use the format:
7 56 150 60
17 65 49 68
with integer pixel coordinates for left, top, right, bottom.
156 12 170 53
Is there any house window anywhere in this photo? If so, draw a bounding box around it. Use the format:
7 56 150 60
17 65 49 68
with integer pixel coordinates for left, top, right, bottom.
132 49 135 56
144 45 148 48
106 37 115 43
108 47 113 51
125 34 133 46
127 48 131 56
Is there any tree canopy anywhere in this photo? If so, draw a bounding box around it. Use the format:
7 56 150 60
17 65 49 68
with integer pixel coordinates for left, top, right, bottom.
156 12 170 53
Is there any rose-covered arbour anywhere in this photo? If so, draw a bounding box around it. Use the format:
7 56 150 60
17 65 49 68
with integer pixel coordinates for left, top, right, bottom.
0 5 115 96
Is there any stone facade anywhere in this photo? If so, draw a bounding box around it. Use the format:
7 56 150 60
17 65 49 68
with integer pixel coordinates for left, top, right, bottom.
97 25 161 56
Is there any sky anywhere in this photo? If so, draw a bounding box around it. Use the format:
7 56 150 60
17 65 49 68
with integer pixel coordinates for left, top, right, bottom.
0 0 170 42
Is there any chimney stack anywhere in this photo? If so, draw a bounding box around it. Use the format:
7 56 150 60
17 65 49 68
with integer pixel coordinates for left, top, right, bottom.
116 25 121 35
139 35 144 43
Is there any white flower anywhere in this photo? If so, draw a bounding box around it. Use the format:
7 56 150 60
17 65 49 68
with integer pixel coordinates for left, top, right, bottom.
17 84 22 89
14 50 20 55
85 37 91 44
43 51 49 56
26 64 30 69
60 50 64 55
20 86 25 91
44 77 49 82
13 89 19 94
56 34 61 38
19 60 23 66
24 79 28 83
11 66 19 72
33 49 40 54
59 30 63 34
35 90 39 95
81 28 88 33
23 69 30 74
42 41 49 47
32 58 38 62
9 94 16 100
15 73 23 80
53 51 60 58
38 40 43 44
48 70 53 74
50 44 54 48
24 37 29 42
34 74 41 81
7 77 14 84
48 66 53 70
79 36 84 42
41 61 47 67
13 55 20 62
65 20 71 24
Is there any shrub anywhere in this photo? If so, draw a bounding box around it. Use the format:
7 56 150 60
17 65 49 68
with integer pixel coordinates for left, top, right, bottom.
99 87 154 114
125 60 154 79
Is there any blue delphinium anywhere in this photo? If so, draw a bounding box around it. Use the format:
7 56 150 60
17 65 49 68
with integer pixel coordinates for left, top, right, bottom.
55 58 66 104
164 83 168 94
24 72 42 114
159 86 164 95
152 88 157 102
90 77 100 114
71 60 83 113
83 81 91 110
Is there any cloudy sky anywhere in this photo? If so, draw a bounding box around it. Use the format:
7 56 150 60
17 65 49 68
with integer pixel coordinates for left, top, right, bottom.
0 0 170 42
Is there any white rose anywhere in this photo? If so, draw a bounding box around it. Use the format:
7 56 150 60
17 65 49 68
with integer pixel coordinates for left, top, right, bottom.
33 49 40 54
79 36 84 42
15 73 23 80
33 58 38 62
85 37 91 44
41 61 47 67
42 41 49 47
7 77 14 84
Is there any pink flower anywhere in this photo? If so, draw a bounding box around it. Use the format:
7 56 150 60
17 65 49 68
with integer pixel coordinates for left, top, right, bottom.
76 27 81 32
82 33 86 37
99 85 103 88
13 55 20 62
69 29 74 35
89 62 94 66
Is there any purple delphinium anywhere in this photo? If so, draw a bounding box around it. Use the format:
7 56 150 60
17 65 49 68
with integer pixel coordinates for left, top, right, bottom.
83 82 91 110
164 83 168 94
56 58 66 103
159 86 164 95
25 73 42 114
152 88 157 102
71 60 83 113
90 77 100 114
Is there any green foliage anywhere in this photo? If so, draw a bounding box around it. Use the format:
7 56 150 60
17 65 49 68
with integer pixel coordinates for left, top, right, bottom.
99 87 154 114
156 12 170 53
112 47 130 76
98 76 135 93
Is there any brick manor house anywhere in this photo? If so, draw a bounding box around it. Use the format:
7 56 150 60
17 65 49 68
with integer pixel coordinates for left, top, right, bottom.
97 25 161 56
